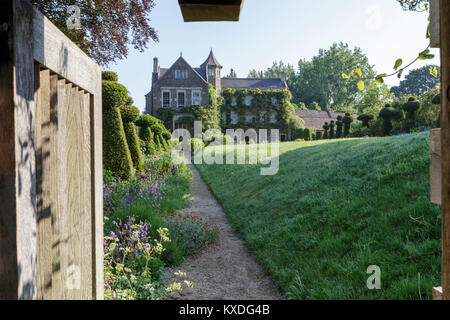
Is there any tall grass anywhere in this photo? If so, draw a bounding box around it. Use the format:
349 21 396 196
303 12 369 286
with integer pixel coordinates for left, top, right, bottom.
195 132 441 299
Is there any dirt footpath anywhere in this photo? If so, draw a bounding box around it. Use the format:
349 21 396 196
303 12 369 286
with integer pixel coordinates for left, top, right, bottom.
163 164 283 300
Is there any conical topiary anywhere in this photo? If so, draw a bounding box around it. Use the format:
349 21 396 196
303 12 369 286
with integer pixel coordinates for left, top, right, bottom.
120 105 144 173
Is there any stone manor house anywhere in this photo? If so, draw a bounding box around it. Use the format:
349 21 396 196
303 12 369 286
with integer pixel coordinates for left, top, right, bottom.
145 50 294 139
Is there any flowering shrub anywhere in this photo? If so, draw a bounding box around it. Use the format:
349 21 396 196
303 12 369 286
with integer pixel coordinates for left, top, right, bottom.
104 216 193 300
163 214 220 255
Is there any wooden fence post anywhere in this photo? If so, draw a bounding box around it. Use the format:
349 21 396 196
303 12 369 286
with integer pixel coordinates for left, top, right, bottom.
440 0 450 300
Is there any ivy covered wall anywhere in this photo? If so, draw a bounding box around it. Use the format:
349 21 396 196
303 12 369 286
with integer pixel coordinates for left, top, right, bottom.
220 88 304 137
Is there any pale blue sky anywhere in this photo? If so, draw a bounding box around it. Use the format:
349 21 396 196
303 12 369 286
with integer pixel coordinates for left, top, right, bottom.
107 0 440 113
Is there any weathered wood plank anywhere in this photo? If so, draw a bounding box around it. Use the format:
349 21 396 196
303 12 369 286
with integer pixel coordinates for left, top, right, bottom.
431 0 440 48
91 73 103 300
440 0 450 300
431 129 442 205
56 78 68 300
0 0 37 300
36 68 53 299
32 7 101 94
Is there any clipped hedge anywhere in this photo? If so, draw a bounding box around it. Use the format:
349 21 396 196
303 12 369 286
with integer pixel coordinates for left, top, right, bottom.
103 80 129 110
103 107 134 180
303 128 312 141
102 71 119 82
120 106 144 173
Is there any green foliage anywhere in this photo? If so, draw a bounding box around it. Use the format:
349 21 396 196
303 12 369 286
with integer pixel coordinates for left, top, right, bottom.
357 114 374 128
356 83 394 116
379 104 403 136
102 71 119 82
329 121 336 139
323 122 329 139
294 42 375 110
102 80 130 110
221 88 303 133
342 113 354 137
163 214 220 255
190 138 205 155
316 131 324 140
391 65 440 97
303 128 313 141
120 106 144 173
103 107 134 180
195 132 441 299
336 116 343 138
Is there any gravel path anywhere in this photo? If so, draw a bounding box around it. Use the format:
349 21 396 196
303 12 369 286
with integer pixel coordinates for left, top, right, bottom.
163 164 283 300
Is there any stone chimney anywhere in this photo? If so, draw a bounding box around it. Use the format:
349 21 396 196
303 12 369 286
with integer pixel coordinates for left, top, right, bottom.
279 71 286 82
152 57 160 85
153 57 160 79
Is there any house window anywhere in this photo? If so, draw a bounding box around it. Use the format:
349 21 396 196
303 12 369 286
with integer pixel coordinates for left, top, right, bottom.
270 113 277 124
260 113 266 124
177 91 185 108
192 90 201 106
245 113 253 124
245 96 253 106
271 97 278 105
231 97 237 106
209 68 215 77
231 112 238 125
162 91 171 108
175 70 188 79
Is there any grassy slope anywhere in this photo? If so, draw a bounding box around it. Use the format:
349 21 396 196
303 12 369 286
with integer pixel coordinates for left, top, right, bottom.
195 132 441 299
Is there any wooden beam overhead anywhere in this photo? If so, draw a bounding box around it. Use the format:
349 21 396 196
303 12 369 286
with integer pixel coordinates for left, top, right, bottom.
178 0 244 22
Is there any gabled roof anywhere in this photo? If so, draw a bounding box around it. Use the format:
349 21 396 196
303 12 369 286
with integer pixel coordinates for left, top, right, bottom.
221 78 288 90
194 68 207 81
200 49 223 68
295 110 359 131
156 56 208 85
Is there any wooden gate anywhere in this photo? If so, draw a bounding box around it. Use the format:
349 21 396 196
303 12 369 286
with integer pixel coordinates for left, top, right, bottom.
0 0 103 299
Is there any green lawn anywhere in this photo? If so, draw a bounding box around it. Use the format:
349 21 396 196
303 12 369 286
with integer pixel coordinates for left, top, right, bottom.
195 132 441 299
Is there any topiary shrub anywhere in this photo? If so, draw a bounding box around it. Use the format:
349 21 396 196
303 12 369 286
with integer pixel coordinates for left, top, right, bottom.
103 107 134 180
357 114 374 128
316 131 324 140
403 97 420 120
329 121 336 139
297 128 304 140
402 97 421 132
102 71 119 82
379 104 403 136
343 113 354 137
323 122 329 139
303 128 312 141
120 105 144 173
336 116 343 138
102 80 129 110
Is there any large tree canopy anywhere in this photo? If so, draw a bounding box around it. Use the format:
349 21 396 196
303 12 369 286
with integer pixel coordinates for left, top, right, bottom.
390 65 440 97
293 43 375 110
32 0 159 66
397 0 429 11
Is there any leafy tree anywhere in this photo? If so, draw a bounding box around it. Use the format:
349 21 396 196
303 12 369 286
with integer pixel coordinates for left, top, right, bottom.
227 69 237 78
293 43 375 110
397 0 429 11
32 0 159 66
356 83 394 116
390 65 440 97
248 69 264 78
308 101 322 111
